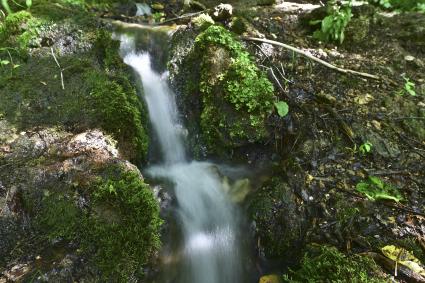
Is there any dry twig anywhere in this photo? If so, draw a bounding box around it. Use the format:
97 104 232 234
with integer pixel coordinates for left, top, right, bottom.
154 9 209 26
241 36 382 81
50 47 65 90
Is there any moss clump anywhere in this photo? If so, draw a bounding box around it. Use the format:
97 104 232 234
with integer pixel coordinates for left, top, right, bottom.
34 166 161 281
86 168 162 280
85 70 149 162
191 13 215 29
36 194 81 241
194 25 275 152
283 245 387 282
247 178 306 259
0 30 148 161
0 10 43 50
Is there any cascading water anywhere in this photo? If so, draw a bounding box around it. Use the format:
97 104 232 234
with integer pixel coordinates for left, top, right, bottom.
117 32 244 282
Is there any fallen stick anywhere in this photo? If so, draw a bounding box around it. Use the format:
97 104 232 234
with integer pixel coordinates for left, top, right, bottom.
154 9 209 26
50 47 65 90
241 36 381 81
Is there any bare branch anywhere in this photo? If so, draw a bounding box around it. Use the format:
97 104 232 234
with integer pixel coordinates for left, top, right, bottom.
50 47 65 90
242 36 381 81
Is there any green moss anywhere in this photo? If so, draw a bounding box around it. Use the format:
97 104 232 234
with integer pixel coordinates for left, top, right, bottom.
194 25 275 153
230 17 248 34
34 166 162 281
2 11 33 35
36 194 81 241
85 70 149 162
87 168 162 280
0 30 148 161
283 245 387 283
94 29 124 71
247 178 304 259
0 10 43 50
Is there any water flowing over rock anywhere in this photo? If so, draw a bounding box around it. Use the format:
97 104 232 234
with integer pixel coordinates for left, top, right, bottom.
119 32 247 283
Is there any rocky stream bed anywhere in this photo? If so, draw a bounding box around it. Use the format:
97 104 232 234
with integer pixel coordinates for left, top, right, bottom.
1 0 424 282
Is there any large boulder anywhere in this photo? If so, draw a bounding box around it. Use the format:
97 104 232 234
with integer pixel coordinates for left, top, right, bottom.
247 178 308 262
169 25 277 158
0 122 161 281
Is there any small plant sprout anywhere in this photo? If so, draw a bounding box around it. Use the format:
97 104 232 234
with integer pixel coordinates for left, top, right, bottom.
0 58 10 66
310 0 353 44
26 0 32 10
359 141 372 155
1 0 12 14
356 176 403 202
403 76 416 96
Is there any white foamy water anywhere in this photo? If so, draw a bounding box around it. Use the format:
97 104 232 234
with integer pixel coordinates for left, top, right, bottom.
135 3 152 16
119 33 242 283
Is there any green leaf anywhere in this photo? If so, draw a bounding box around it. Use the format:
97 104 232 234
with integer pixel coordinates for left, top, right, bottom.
405 82 416 96
274 101 289 117
355 182 369 191
26 0 32 9
368 176 384 189
381 245 425 277
309 19 322 25
359 141 372 154
356 177 403 202
0 60 10 65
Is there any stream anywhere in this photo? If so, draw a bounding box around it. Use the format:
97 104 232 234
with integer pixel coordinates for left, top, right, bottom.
116 28 251 283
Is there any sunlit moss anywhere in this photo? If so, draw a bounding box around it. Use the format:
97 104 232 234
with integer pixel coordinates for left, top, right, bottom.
283 245 388 282
194 25 275 153
34 165 162 280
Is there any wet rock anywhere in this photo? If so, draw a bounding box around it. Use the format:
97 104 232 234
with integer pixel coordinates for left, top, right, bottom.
0 127 160 281
153 185 173 214
352 122 401 159
211 4 233 22
247 178 308 261
384 96 425 141
2 263 31 282
259 274 281 283
151 3 165 11
222 176 251 203
345 16 370 45
390 13 425 52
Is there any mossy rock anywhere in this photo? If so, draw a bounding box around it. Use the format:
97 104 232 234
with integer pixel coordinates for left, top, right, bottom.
384 95 425 141
169 25 276 157
0 10 43 51
247 178 307 260
32 166 162 280
283 245 388 282
344 16 370 45
0 127 161 281
0 27 149 162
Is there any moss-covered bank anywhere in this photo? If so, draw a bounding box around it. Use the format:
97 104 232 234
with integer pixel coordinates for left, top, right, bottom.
0 125 161 281
33 164 162 280
283 245 388 282
0 3 149 162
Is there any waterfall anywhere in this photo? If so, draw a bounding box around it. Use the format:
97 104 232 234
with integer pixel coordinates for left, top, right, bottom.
118 33 243 283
